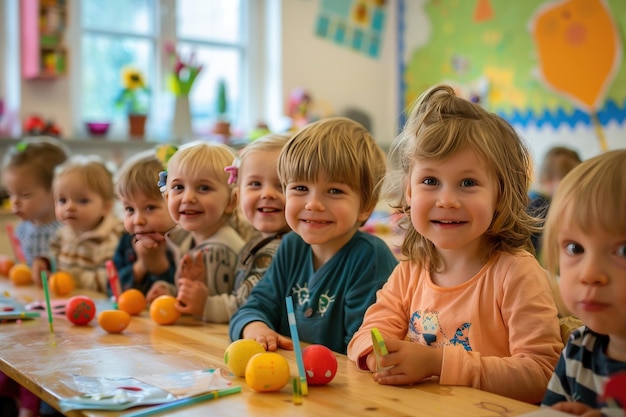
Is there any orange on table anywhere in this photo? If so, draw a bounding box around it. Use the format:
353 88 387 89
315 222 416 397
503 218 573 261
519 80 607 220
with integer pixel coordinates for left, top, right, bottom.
117 288 147 316
98 310 131 333
149 295 180 325
49 271 75 295
9 264 32 286
0 257 15 277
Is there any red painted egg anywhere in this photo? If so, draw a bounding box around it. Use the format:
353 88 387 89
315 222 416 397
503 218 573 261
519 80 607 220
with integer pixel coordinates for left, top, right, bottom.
65 295 96 325
302 344 338 385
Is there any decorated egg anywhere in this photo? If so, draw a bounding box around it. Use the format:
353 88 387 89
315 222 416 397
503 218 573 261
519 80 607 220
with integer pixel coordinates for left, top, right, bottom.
224 339 266 377
245 352 290 392
65 295 96 325
302 344 338 385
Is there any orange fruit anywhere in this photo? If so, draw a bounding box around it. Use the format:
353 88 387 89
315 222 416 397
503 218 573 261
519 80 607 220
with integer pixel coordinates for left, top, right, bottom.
245 352 291 392
117 289 147 316
149 295 180 325
0 257 15 277
9 264 32 286
49 271 75 295
98 310 131 333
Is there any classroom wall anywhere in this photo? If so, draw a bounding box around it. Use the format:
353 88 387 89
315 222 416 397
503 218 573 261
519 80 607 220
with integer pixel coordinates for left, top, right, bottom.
8 0 626 171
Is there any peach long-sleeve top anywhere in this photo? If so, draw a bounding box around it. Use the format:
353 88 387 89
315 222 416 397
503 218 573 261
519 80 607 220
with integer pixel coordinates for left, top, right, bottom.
347 251 562 404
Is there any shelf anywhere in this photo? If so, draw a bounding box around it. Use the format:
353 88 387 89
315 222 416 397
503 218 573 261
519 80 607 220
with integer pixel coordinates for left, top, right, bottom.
21 0 68 80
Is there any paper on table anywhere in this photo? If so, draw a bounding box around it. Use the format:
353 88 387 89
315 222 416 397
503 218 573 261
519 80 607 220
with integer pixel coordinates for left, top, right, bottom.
58 368 236 412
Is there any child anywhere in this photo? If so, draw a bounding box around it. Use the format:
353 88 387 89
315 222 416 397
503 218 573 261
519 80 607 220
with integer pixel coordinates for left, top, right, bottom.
1 137 69 282
541 149 626 416
159 141 246 317
0 137 68 417
229 117 398 354
528 146 582 256
113 149 177 300
39 155 125 293
200 133 291 323
347 85 562 404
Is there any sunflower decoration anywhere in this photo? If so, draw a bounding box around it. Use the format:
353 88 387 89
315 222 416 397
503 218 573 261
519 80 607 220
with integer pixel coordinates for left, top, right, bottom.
115 66 150 115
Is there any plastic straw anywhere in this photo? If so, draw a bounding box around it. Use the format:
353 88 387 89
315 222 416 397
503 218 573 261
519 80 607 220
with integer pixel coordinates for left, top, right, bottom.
285 296 308 395
40 271 54 333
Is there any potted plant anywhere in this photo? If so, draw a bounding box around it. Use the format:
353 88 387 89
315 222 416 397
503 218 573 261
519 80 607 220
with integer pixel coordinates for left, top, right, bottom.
115 66 150 138
213 79 231 136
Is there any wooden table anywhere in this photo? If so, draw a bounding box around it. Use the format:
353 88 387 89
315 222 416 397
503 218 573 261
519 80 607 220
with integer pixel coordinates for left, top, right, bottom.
0 281 540 417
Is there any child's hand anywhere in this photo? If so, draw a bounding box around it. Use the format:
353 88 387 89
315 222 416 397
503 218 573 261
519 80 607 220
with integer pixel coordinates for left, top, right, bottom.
146 281 173 304
175 278 208 316
133 232 166 249
31 258 49 287
552 401 603 416
176 252 205 283
242 321 294 351
372 339 443 386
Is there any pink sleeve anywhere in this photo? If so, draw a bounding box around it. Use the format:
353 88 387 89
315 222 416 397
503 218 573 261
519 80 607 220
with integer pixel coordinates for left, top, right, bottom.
439 255 562 404
347 263 411 369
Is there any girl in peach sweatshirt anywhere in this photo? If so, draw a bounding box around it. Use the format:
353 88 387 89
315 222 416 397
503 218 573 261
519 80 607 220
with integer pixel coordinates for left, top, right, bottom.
347 84 562 404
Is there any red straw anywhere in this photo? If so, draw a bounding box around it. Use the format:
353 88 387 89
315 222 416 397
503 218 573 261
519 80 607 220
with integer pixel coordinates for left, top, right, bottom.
6 224 27 264
105 260 122 303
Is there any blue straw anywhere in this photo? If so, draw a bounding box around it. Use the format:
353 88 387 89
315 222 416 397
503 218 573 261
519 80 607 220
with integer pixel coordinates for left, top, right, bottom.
285 296 308 395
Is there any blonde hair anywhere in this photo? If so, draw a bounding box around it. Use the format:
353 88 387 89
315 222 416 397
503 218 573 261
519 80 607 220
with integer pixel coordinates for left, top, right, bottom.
2 136 69 190
386 84 537 271
542 149 626 278
166 141 255 239
114 149 164 201
166 141 237 189
237 133 291 184
277 117 386 216
54 155 115 202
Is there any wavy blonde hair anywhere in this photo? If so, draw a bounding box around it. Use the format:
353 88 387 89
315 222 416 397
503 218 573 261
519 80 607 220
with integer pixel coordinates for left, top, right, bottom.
385 84 537 271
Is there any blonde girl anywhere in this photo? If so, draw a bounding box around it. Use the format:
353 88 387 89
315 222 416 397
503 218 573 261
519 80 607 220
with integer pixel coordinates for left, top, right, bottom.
44 155 125 292
541 149 626 416
348 84 562 403
160 141 245 319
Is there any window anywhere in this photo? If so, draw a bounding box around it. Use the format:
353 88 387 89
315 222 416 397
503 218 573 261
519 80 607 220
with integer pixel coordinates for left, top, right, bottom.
79 0 259 141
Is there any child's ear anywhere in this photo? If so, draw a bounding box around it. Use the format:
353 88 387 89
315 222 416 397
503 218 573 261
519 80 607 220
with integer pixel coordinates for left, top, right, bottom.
225 189 238 214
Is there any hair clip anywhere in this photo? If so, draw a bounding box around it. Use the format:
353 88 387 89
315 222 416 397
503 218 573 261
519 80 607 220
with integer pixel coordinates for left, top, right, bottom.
224 157 241 185
15 142 28 152
155 144 178 169
158 171 168 193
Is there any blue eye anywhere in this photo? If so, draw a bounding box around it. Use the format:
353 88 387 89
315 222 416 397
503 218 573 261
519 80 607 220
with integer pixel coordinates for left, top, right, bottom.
616 244 626 258
460 179 476 187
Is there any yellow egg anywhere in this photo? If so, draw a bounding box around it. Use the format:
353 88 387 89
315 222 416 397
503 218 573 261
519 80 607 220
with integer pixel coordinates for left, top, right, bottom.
245 352 290 392
224 339 266 377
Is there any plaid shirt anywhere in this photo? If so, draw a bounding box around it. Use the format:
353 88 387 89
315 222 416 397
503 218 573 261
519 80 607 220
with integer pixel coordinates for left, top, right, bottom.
48 214 125 294
15 220 63 265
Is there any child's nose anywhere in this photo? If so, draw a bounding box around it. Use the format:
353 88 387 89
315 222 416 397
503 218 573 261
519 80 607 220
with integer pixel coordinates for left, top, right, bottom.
579 257 609 286
261 185 280 199
436 187 461 208
304 193 325 211
182 189 197 203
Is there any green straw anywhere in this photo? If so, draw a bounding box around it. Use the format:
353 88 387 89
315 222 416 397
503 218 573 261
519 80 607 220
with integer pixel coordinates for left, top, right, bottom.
40 271 54 333
119 386 242 417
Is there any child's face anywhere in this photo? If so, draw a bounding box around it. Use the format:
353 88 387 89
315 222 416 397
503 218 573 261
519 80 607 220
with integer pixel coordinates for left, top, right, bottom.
558 220 626 338
238 150 288 238
120 192 176 238
405 147 498 258
165 165 237 242
284 173 369 261
2 166 56 225
54 174 112 235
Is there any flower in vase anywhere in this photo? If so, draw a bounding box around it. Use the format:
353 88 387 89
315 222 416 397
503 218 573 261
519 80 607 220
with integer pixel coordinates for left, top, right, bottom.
165 42 203 96
115 66 150 115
